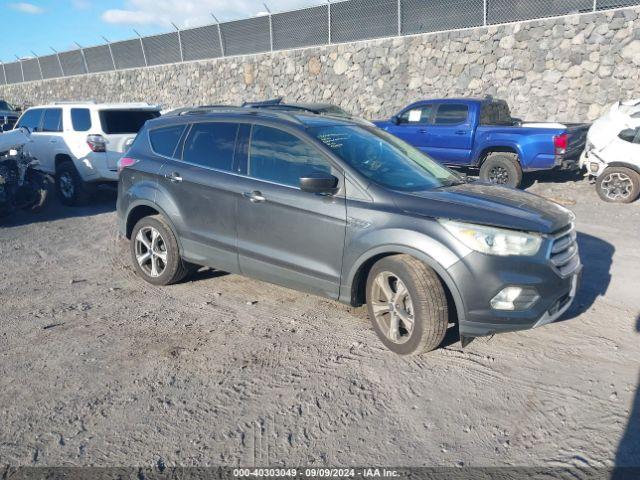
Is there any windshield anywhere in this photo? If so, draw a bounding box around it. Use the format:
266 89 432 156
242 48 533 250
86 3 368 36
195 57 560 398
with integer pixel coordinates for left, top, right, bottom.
0 101 16 112
310 125 462 191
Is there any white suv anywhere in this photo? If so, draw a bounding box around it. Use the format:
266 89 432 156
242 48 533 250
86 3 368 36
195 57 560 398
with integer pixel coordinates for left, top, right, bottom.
15 102 161 205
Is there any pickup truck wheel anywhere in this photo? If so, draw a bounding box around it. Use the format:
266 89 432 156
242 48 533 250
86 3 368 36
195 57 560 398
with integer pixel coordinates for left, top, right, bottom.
56 161 95 206
480 153 523 188
130 215 192 286
366 254 448 356
596 167 640 204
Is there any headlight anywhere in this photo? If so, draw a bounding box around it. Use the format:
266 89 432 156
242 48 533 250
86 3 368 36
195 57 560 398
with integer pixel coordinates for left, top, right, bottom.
439 220 543 257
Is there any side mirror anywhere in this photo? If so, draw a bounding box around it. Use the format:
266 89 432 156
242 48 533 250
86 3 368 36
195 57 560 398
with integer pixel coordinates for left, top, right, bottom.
512 117 523 127
391 115 400 125
1 123 11 132
299 172 339 195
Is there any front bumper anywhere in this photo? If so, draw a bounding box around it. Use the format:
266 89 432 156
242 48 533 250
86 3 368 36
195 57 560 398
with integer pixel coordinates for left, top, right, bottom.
448 227 582 338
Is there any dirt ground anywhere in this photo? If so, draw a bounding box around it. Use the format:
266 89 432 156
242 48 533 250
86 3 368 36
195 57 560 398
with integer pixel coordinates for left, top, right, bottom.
0 171 638 469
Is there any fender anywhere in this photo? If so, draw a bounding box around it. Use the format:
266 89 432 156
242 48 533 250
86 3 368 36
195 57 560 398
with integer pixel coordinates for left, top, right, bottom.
341 235 468 326
472 139 524 167
606 162 640 175
124 183 185 255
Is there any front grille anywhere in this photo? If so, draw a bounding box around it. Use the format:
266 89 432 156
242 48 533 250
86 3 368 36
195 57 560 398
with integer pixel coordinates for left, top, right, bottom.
549 224 580 277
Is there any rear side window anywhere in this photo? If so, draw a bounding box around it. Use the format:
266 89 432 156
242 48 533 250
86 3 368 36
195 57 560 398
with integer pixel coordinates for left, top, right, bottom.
182 122 239 171
398 105 433 124
16 109 43 131
42 108 63 132
99 110 160 134
480 101 514 126
249 125 331 188
71 108 92 131
149 125 186 158
434 104 469 125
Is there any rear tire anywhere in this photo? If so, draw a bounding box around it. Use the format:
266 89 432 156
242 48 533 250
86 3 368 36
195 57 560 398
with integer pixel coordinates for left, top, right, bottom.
56 160 95 206
479 152 523 189
130 215 193 286
366 254 449 356
595 167 640 204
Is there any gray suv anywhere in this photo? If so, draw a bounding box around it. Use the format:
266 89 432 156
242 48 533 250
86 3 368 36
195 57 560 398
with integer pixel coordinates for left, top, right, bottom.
117 108 582 355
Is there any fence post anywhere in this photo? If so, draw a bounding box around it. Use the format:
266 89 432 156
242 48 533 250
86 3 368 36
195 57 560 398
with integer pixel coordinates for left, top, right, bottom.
172 23 184 63
15 56 25 83
102 37 117 71
483 0 488 26
75 43 90 74
327 0 332 44
263 4 274 52
135 30 148 67
397 0 402 36
32 51 44 80
1 62 7 85
593 0 597 12
211 14 225 57
51 47 65 77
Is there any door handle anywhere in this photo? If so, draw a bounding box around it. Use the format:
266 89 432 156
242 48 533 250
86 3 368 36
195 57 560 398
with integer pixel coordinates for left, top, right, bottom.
164 172 183 183
418 129 429 134
49 139 57 143
243 191 266 203
455 130 467 135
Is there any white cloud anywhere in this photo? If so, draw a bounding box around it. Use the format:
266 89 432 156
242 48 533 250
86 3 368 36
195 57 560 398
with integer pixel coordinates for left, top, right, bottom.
101 0 321 28
72 0 91 9
9 2 45 14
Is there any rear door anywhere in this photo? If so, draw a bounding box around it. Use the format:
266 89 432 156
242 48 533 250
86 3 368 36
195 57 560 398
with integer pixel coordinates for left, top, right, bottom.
427 103 474 165
157 121 246 273
99 109 160 170
385 104 434 152
235 124 347 299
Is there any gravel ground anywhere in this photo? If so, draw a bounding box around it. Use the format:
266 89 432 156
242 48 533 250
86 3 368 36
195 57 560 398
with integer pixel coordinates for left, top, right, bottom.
0 172 638 469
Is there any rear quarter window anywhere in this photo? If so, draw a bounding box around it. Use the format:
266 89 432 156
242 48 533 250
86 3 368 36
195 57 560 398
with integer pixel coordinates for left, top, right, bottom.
99 110 160 134
149 125 186 158
71 108 92 131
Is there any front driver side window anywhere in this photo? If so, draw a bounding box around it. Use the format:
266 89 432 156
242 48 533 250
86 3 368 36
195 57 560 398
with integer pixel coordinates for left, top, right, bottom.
398 105 433 124
16 109 44 132
249 125 331 188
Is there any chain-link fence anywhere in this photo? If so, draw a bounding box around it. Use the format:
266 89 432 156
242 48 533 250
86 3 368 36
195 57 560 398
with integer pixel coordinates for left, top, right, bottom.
1 0 638 85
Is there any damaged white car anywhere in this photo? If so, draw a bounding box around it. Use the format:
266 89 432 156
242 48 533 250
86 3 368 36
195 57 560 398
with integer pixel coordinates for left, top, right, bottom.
581 102 640 204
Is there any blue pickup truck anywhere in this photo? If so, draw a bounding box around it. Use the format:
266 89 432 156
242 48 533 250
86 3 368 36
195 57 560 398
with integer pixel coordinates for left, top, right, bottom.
375 97 589 188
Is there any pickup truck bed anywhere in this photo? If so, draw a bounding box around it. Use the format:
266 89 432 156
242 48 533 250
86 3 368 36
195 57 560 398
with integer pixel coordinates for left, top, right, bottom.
375 97 589 188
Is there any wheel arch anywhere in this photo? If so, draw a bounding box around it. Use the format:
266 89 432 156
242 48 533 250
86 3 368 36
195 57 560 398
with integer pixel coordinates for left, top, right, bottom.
604 162 640 176
477 145 521 167
125 200 184 255
54 153 73 171
344 245 467 325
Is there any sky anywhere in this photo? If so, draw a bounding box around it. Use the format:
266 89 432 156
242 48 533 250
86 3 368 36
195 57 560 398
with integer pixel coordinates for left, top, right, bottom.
0 0 321 63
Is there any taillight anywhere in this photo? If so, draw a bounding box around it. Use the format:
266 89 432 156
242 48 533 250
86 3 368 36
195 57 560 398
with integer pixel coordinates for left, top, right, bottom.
87 134 107 153
118 157 138 174
554 133 568 156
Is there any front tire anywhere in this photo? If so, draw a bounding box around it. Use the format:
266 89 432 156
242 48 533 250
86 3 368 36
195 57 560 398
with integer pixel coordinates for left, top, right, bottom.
596 167 640 204
130 215 193 286
479 152 523 189
366 254 449 356
56 160 95 206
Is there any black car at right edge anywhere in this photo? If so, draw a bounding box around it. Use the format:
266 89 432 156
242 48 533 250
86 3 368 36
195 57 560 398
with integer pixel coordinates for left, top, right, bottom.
116 107 582 355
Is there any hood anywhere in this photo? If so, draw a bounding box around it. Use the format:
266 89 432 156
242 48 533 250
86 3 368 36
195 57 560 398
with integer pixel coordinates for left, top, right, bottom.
393 182 574 234
588 103 640 149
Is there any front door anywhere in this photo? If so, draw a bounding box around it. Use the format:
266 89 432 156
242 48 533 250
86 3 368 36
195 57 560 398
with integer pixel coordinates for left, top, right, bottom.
385 104 434 153
157 121 247 274
236 124 347 299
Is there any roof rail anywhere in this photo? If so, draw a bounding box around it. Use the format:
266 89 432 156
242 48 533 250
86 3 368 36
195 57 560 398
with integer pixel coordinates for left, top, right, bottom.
242 97 284 108
173 105 305 125
53 100 97 105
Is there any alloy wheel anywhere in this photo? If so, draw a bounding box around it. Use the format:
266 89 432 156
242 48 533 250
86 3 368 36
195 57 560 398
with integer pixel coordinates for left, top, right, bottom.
59 173 74 199
370 271 415 344
488 166 510 185
600 172 633 201
135 226 168 278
